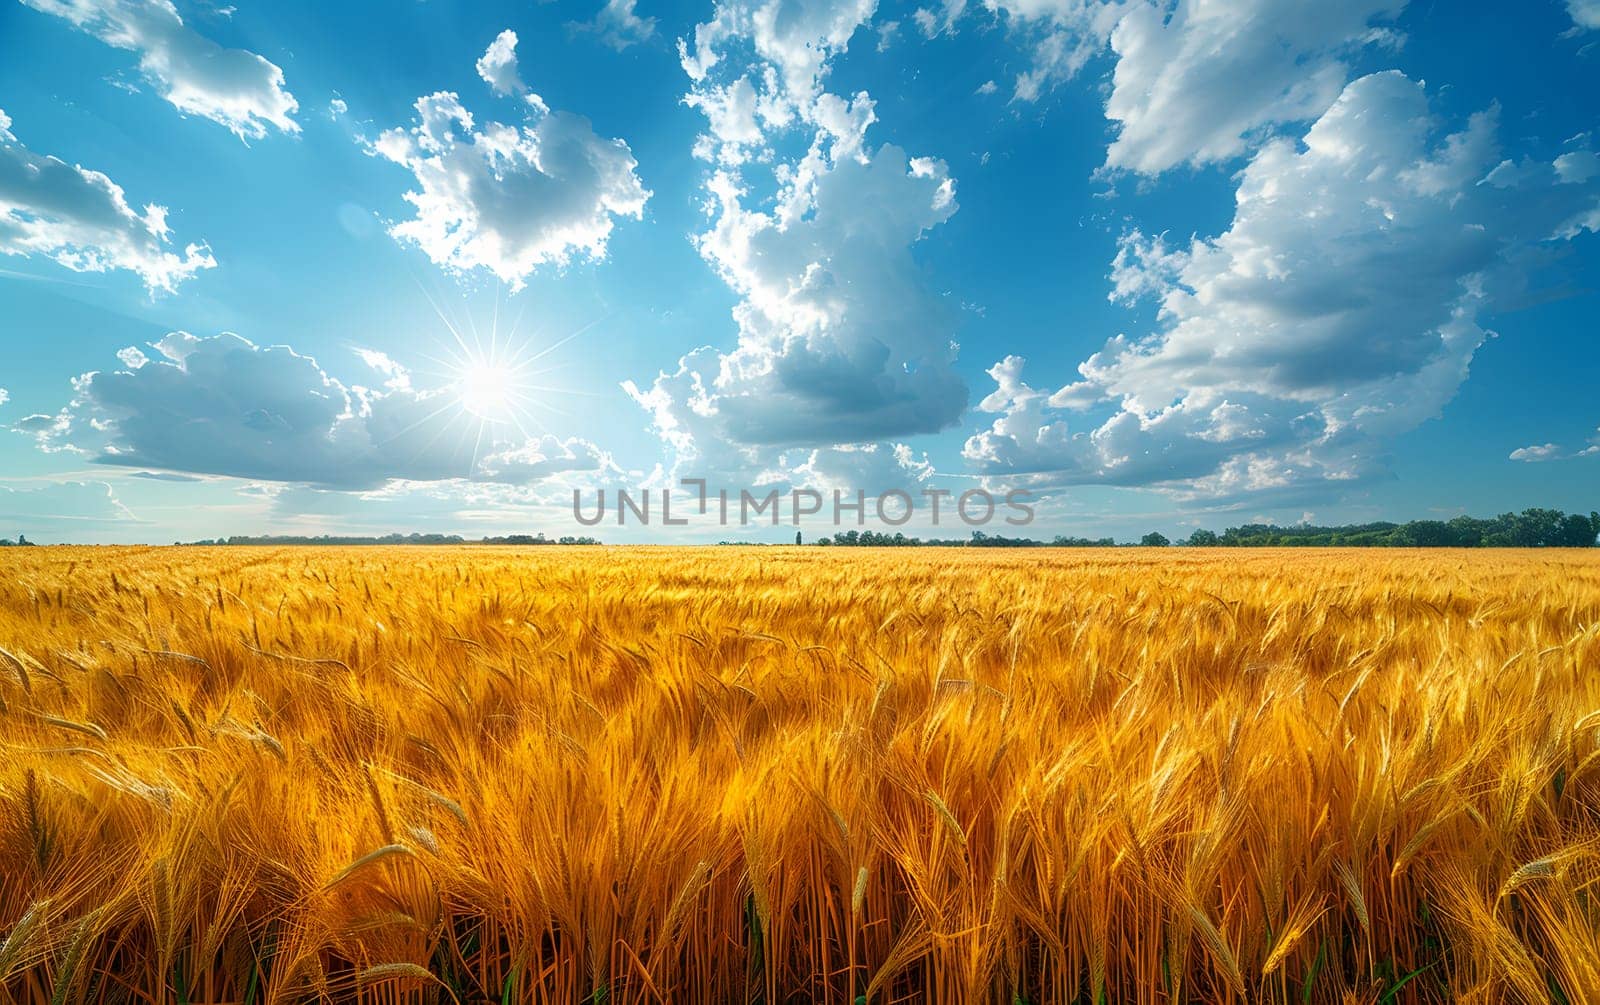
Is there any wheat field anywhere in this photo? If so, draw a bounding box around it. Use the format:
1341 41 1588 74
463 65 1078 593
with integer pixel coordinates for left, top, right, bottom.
1 546 1598 1004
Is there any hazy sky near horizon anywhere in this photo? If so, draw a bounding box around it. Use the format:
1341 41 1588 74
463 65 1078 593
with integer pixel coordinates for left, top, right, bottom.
0 0 1597 543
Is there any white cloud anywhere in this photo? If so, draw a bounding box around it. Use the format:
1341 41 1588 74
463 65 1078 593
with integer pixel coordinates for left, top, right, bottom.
475 29 525 96
478 435 614 483
914 0 966 38
0 109 215 293
1569 0 1600 30
20 0 298 140
682 76 765 165
679 0 878 103
973 0 1406 174
1510 428 1600 462
1509 443 1563 462
978 0 1125 103
623 346 776 486
668 145 966 446
876 19 900 50
575 0 659 50
963 355 1284 491
373 34 649 288
1100 0 1406 174
353 347 411 390
631 0 966 479
965 72 1600 500
1556 150 1600 184
17 332 612 491
788 441 935 494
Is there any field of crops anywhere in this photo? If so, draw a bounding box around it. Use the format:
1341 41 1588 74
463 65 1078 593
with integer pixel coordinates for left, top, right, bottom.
1 547 1598 1004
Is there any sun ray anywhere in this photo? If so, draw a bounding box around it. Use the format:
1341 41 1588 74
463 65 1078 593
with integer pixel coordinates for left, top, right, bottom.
373 395 465 447
522 312 615 367
401 293 618 472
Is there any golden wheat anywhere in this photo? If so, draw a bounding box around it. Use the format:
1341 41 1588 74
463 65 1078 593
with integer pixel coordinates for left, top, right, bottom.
0 546 1598 1004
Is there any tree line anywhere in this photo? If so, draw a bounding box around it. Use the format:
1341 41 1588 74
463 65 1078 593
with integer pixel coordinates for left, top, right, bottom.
1184 509 1600 547
814 509 1600 548
15 507 1591 548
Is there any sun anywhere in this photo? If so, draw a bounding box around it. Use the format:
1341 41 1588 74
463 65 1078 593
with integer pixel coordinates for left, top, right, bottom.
406 285 607 459
457 360 517 421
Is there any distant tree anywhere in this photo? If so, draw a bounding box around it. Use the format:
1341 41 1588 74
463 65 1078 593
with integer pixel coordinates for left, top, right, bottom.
146 506 1600 550
1558 512 1598 547
1398 520 1451 547
1052 535 1117 546
1447 515 1484 547
1516 508 1564 546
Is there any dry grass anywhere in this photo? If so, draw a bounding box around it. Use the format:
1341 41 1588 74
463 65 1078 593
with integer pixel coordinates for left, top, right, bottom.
1 545 1598 1004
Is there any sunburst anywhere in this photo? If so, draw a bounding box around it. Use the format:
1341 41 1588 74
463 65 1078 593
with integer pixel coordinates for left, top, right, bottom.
390 280 607 477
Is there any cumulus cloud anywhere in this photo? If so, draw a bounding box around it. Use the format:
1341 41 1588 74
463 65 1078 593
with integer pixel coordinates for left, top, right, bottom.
623 347 775 486
963 355 1290 491
788 442 935 495
979 0 1125 103
964 72 1600 501
1100 0 1406 174
1570 0 1600 30
679 0 878 101
629 0 966 482
573 0 658 50
20 0 298 140
478 435 614 483
373 32 649 288
972 0 1401 172
969 0 1405 173
0 108 215 292
475 29 525 96
671 144 964 446
1510 428 1600 462
17 332 612 490
1556 149 1600 184
1509 443 1563 462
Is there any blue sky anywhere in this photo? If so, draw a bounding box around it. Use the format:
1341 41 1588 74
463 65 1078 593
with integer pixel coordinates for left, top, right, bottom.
0 0 1596 543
